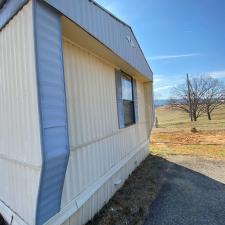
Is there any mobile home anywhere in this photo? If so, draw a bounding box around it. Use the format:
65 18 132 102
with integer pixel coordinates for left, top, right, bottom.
0 0 154 225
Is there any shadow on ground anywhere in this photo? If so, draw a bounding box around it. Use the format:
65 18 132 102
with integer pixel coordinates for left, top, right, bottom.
86 154 225 225
1 155 225 225
144 155 225 225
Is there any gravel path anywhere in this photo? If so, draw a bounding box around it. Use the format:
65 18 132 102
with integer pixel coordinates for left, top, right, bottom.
144 156 225 225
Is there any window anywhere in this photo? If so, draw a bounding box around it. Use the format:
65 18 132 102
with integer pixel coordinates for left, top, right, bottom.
121 74 135 127
115 70 138 129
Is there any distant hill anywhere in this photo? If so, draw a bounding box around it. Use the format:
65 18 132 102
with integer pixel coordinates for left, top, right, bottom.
154 99 169 107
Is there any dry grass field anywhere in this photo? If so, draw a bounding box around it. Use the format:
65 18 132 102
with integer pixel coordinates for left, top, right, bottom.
151 104 225 159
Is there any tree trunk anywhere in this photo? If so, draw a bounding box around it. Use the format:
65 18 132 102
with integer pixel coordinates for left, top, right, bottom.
193 113 197 121
207 109 212 120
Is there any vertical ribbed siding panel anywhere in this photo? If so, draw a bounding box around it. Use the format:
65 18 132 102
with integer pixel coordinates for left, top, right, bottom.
0 2 42 224
133 79 139 123
63 40 118 148
42 0 153 80
61 40 150 210
33 1 69 224
138 82 148 123
144 81 154 136
0 2 41 166
64 145 148 225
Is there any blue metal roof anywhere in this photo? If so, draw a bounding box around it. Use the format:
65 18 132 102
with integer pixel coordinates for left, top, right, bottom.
42 0 153 80
0 0 7 9
0 0 153 80
0 0 28 29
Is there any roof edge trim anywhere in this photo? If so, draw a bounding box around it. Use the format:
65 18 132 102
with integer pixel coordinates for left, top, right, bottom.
89 0 153 75
0 0 28 30
42 0 153 80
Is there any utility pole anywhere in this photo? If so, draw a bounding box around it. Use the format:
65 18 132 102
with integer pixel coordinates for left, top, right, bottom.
187 73 193 121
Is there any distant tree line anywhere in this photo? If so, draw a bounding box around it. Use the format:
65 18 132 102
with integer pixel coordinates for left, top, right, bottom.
169 75 225 121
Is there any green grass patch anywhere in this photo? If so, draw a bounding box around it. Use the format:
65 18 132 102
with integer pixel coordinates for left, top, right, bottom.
155 104 225 130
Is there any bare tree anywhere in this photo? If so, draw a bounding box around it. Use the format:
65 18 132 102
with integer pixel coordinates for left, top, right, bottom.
169 75 225 121
189 76 209 121
169 85 192 119
169 76 207 121
202 76 225 120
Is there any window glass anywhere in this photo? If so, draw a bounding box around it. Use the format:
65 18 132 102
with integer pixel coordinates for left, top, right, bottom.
123 100 135 126
122 75 133 101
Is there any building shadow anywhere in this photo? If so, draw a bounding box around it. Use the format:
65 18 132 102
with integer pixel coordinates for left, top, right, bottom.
144 155 225 225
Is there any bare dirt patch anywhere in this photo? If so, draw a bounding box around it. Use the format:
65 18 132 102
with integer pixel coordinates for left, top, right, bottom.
151 130 225 146
151 129 225 160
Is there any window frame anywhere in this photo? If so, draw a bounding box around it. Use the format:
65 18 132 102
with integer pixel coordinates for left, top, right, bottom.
121 73 135 127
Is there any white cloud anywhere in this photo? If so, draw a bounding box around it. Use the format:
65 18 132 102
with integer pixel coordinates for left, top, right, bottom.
207 70 225 79
154 78 163 83
154 75 164 83
154 85 173 92
154 73 168 81
148 53 201 61
153 74 186 99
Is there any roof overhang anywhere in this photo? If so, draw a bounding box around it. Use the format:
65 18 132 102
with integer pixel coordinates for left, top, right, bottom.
62 17 151 82
0 0 7 9
43 0 153 81
0 0 153 81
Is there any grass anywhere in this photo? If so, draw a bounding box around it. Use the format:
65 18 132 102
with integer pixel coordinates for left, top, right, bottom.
151 104 225 160
155 104 225 130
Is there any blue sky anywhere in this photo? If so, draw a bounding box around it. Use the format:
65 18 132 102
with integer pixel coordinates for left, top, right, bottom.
96 0 225 99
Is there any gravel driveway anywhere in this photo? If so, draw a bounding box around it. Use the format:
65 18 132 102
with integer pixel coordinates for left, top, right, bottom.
144 156 225 225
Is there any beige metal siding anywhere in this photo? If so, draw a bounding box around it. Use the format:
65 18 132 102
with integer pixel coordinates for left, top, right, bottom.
61 39 151 209
144 82 154 133
0 2 41 224
53 144 148 225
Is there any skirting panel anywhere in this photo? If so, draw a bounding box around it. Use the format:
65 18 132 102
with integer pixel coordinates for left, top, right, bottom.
44 142 149 225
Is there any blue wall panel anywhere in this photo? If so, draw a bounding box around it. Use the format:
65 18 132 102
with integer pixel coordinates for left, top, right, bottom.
33 1 70 224
0 0 28 29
